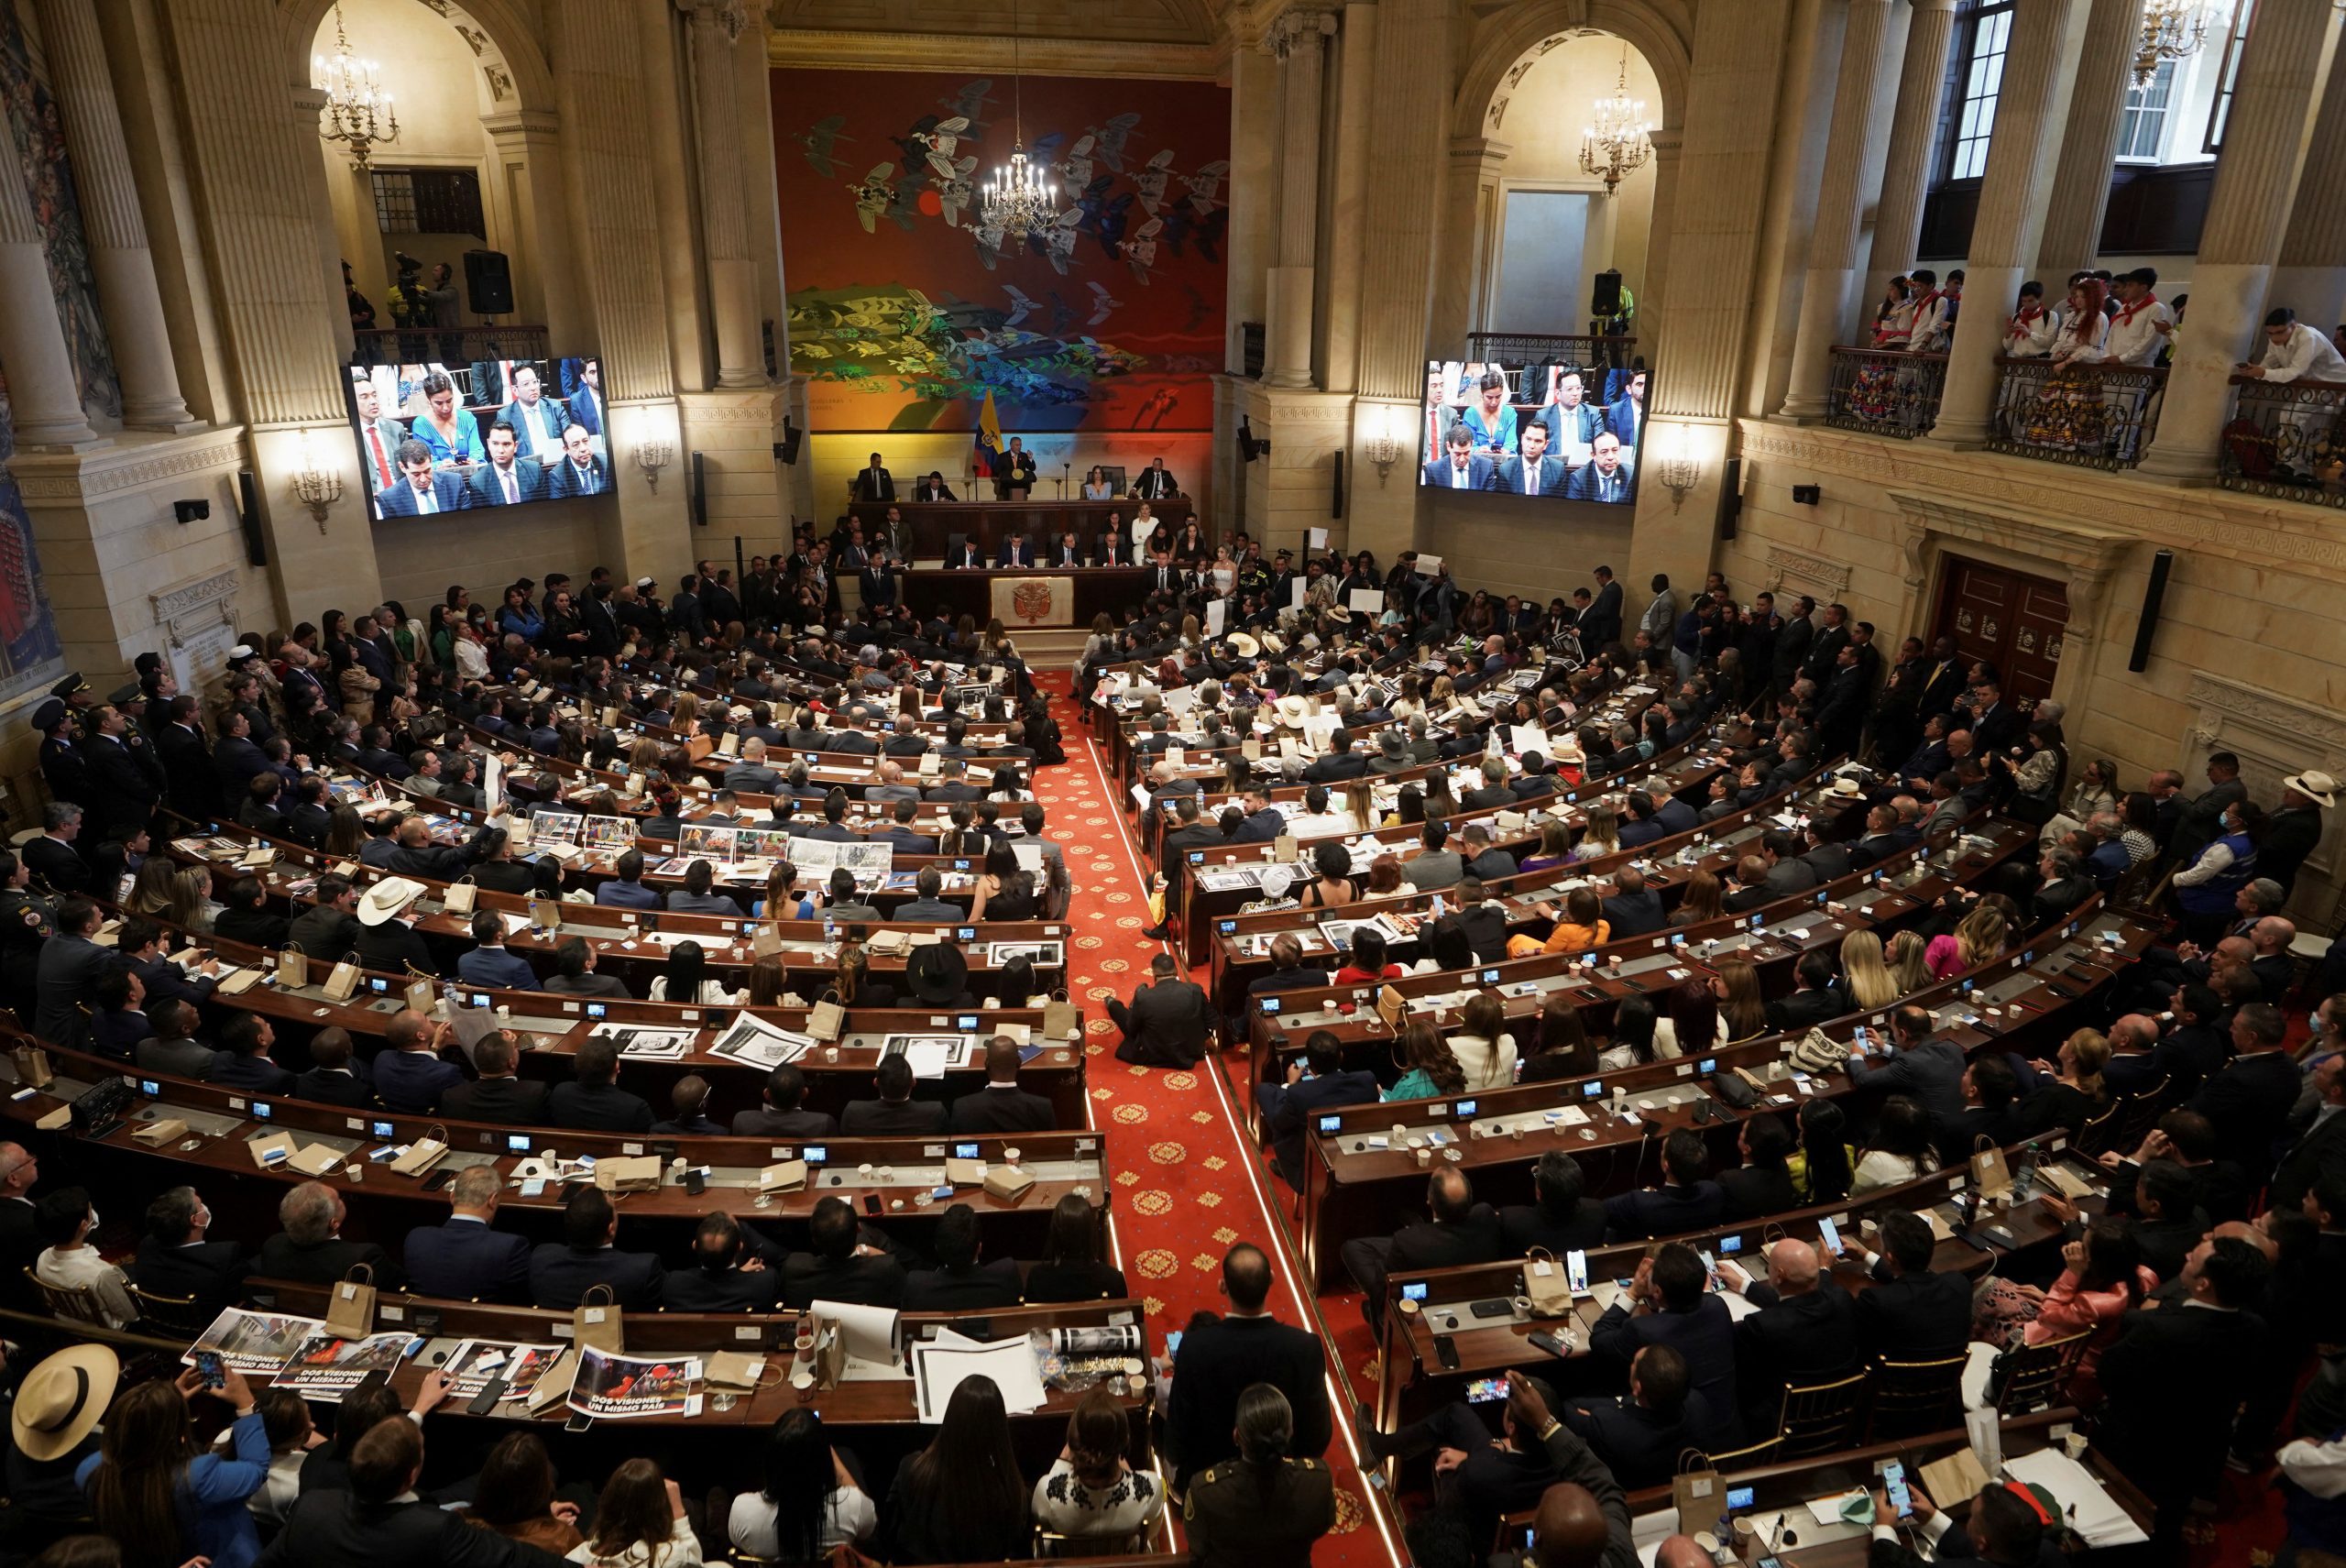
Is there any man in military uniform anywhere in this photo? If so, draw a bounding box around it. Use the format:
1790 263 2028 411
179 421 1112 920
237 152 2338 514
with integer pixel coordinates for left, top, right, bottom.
50 671 93 723
33 698 84 811
0 848 54 1022
1181 1383 1336 1564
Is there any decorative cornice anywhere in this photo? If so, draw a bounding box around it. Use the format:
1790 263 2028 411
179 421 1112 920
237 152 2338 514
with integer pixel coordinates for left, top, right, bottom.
1761 545 1850 599
764 29 1222 79
151 569 239 626
2186 672 2346 759
10 434 247 501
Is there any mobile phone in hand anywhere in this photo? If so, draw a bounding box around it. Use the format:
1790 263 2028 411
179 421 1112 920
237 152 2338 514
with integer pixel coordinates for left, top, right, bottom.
193 1351 225 1389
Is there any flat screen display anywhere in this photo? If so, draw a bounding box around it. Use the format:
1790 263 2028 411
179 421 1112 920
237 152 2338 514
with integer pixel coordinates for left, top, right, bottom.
349 356 608 520
1418 359 1645 506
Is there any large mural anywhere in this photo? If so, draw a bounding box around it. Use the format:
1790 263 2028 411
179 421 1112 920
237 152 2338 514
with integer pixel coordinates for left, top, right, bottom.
0 0 120 422
771 68 1229 436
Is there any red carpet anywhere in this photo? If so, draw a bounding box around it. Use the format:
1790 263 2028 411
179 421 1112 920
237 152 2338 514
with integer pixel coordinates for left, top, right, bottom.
1034 675 1398 1567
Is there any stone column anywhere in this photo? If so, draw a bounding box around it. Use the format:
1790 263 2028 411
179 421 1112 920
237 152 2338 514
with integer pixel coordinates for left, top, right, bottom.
2142 0 2341 478
1639 130 1682 346
1924 0 2085 444
482 111 591 345
1780 0 1899 419
2269 33 2346 346
556 0 675 404
1860 0 1958 313
2036 0 2145 276
1427 137 1508 357
0 151 102 448
290 86 356 366
32 0 194 431
680 0 763 389
1265 7 1333 389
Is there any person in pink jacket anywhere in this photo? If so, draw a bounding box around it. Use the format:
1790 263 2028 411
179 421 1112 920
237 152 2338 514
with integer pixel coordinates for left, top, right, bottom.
2023 1218 2155 1408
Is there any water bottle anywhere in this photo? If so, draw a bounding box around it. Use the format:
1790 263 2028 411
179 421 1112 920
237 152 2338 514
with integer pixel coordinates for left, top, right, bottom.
823 914 838 954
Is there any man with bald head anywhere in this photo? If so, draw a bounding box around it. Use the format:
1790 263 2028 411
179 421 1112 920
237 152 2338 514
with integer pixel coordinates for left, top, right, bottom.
1340 1167 1504 1332
1716 1239 1857 1431
2247 916 2297 1003
1499 1373 1641 1568
2102 1013 2166 1101
1165 1243 1331 1490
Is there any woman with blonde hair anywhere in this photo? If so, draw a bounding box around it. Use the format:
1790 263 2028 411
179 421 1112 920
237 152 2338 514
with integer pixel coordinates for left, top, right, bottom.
129 855 178 916
2019 1029 2112 1135
168 866 217 934
1571 805 1620 861
1926 901 2009 979
1713 956 1769 1042
1449 992 1518 1091
1669 867 1724 928
1885 929 1932 993
1839 930 1900 1012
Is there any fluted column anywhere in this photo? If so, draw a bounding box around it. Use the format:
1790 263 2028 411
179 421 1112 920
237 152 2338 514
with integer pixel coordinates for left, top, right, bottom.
1265 7 1334 389
1924 0 2084 444
1780 0 1899 419
2268 35 2346 348
2142 0 2342 477
1639 131 1682 345
1860 0 1958 313
32 0 192 431
0 151 102 448
681 0 762 388
2035 0 2145 275
555 0 674 402
1428 137 1507 356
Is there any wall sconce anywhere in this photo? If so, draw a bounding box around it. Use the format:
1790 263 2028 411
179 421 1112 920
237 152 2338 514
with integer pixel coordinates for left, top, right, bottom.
634 435 674 492
1655 425 1702 511
291 433 344 532
1364 408 1403 486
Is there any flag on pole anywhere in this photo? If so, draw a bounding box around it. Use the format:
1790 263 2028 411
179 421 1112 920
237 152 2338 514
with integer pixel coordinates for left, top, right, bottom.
974 389 1003 477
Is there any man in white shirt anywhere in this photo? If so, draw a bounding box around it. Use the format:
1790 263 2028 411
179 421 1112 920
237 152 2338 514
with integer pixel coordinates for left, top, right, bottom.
2001 280 2058 358
1905 268 1951 353
2102 268 2173 367
34 1186 137 1329
2241 305 2346 385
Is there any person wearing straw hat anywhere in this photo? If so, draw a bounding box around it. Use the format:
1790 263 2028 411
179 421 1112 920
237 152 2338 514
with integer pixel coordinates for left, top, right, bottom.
12 1343 115 1523
2264 770 2335 898
350 876 433 976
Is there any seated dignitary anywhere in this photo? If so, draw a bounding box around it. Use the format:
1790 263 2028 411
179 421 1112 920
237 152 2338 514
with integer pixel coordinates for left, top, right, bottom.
133 1185 250 1320
529 1185 663 1309
402 1164 532 1303
662 1211 784 1311
842 1053 949 1135
731 1062 837 1137
948 1036 1056 1134
902 1201 1023 1310
438 1030 550 1124
781 1195 905 1310
1588 1242 1741 1448
1258 1030 1381 1188
1339 1167 1506 1331
1560 1344 1714 1490
255 1179 403 1287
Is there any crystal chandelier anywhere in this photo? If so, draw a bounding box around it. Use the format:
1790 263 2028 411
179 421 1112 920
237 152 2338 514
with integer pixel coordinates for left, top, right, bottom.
313 5 400 172
983 0 1057 236
2135 0 2213 85
1579 48 1653 197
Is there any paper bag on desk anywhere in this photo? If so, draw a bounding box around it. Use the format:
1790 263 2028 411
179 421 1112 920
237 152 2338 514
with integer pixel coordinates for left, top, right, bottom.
573 1284 625 1354
703 1351 773 1391
983 1164 1036 1202
806 998 846 1042
527 1350 579 1413
390 1126 448 1177
321 960 361 1003
10 1045 51 1089
528 897 564 931
286 1143 343 1178
594 1155 663 1193
323 1266 378 1338
759 1160 807 1193
945 1157 986 1187
132 1117 187 1147
1672 1457 1724 1531
2039 1163 2094 1200
248 1132 298 1169
1970 1138 2012 1200
1921 1447 1991 1511
443 877 477 916
216 968 261 996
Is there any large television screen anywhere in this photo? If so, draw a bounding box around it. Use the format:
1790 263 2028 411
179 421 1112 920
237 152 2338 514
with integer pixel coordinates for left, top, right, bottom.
1418 359 1646 505
349 356 608 519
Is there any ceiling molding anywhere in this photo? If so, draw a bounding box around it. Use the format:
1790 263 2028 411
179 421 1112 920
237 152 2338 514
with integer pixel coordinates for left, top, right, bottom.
765 27 1226 78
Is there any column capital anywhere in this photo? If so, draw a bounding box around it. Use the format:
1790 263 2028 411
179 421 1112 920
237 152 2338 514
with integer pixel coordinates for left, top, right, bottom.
1908 0 1957 11
480 108 564 140
1448 135 1513 180
675 0 749 40
289 85 328 113
1271 7 1338 56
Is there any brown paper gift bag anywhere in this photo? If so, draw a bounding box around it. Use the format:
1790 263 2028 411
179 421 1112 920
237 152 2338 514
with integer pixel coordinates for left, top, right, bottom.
1970 1136 2012 1201
323 1265 377 1338
806 996 847 1042
751 922 785 959
10 1045 52 1090
322 959 362 1002
1522 1248 1573 1318
276 943 308 989
572 1283 625 1354
404 967 438 1016
1671 1452 1724 1532
443 877 477 916
389 1124 449 1177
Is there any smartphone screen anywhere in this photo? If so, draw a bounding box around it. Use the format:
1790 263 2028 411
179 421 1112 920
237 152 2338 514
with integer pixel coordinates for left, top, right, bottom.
1166 1330 1184 1359
1464 1376 1508 1403
1816 1215 1842 1255
1882 1461 1913 1517
194 1351 225 1389
1565 1250 1589 1293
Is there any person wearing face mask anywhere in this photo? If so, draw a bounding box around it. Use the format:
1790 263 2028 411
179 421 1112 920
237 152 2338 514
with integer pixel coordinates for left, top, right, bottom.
133 1185 250 1319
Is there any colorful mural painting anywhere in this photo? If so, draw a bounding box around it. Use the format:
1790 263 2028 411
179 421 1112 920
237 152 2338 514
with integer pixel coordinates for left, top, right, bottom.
771 69 1229 435
0 373 71 706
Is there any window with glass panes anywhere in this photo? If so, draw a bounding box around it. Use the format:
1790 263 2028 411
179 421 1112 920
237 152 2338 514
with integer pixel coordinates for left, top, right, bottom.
1946 2 2015 181
2117 59 2175 159
2205 0 2254 152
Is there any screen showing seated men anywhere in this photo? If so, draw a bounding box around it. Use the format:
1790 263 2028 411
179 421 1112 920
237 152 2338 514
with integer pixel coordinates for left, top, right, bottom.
349 356 608 520
1418 359 1646 506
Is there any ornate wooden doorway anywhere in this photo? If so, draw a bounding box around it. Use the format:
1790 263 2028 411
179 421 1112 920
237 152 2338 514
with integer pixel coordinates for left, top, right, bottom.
1930 557 2069 709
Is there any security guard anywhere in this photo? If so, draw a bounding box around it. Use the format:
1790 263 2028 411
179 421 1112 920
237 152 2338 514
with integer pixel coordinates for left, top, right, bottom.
1180 1385 1336 1566
33 698 84 808
0 848 53 1021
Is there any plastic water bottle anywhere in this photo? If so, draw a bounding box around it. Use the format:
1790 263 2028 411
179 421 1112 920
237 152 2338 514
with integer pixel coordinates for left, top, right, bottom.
822 915 838 955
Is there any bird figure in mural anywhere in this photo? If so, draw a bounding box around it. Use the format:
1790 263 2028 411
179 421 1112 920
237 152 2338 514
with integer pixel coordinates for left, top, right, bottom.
933 155 979 226
1137 386 1179 430
1083 113 1143 172
849 163 911 233
1054 134 1097 194
1002 285 1037 328
1038 209 1082 275
913 116 973 179
1159 201 1227 264
1180 159 1231 216
795 115 854 178
1179 282 1209 334
972 214 1010 269
1119 217 1164 284
1078 176 1134 259
1135 149 1178 214
1047 290 1077 337
939 78 999 132
1085 281 1122 326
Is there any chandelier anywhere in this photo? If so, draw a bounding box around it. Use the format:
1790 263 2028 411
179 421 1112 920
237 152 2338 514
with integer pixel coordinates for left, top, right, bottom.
1579 48 1653 197
313 5 400 172
2134 0 2213 85
983 0 1057 236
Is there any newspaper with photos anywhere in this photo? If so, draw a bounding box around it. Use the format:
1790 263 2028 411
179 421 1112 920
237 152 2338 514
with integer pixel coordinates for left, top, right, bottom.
271 1330 423 1401
788 836 893 884
183 1307 323 1374
442 1339 565 1401
589 1022 697 1060
709 1013 815 1069
579 814 639 851
569 1345 704 1420
982 939 1064 969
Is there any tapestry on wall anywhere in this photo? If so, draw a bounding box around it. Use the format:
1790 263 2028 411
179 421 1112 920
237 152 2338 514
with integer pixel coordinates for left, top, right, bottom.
0 371 71 706
0 0 121 421
772 68 1228 439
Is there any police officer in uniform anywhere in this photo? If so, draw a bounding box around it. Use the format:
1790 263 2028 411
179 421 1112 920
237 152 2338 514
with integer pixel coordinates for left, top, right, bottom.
34 698 85 811
0 849 53 1022
1181 1384 1336 1566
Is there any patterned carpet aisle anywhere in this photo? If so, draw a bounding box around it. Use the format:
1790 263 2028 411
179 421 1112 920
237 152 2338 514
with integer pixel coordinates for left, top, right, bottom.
1031 674 1398 1568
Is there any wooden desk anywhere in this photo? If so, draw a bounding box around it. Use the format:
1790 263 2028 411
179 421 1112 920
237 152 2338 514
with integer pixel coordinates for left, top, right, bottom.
901 566 1153 629
850 498 1189 559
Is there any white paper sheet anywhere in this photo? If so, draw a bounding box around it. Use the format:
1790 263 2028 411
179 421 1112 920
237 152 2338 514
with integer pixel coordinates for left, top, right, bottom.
811 1299 900 1366
913 1336 1047 1423
2002 1450 2148 1546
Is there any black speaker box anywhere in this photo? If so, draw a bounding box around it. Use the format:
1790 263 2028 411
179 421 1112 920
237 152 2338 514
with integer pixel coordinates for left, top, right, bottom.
463 248 514 316
1591 269 1623 317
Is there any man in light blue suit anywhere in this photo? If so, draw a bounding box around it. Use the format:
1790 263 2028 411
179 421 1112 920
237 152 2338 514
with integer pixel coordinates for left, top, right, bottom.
1606 369 1646 451
1421 425 1495 490
1489 422 1571 498
466 422 544 508
1565 433 1636 503
496 364 572 461
376 438 469 517
548 424 608 498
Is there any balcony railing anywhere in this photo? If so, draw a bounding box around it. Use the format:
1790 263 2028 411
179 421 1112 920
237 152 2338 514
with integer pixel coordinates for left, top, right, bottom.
1825 346 1946 438
1465 332 1639 369
351 323 552 368
2217 375 2346 510
1984 356 2166 470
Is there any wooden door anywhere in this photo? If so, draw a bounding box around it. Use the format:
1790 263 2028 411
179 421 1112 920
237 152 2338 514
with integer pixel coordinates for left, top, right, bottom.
1932 557 2069 709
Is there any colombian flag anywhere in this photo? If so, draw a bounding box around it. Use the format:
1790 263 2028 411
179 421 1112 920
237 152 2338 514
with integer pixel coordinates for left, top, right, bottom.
974 389 1003 477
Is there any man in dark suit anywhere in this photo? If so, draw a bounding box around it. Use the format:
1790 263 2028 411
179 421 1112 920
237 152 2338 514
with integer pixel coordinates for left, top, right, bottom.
528 1186 663 1309
84 701 163 839
1717 1116 1800 1220
842 1054 950 1135
1718 1239 1858 1431
662 1212 784 1311
2268 1050 2346 1212
1589 1242 1742 1448
1602 1130 1726 1241
545 1038 655 1133
2190 1002 2302 1182
1763 951 1847 1032
495 365 569 460
1423 426 1496 489
2096 1234 2270 1554
1259 1031 1380 1188
1847 1004 1968 1136
403 1165 532 1303
1339 1167 1507 1330
853 452 894 501
1132 457 1179 499
260 1416 573 1568
993 435 1037 497
34 896 113 1048
995 532 1036 568
292 1030 375 1109
545 425 608 497
22 804 90 896
1166 1244 1332 1490
375 440 468 516
1581 565 1624 651
1564 434 1634 501
911 471 954 501
1497 1150 1607 1255
948 1037 1056 1133
1561 1344 1711 1490
254 1181 403 1288
467 422 544 507
1109 951 1212 1069
944 537 984 569
1489 423 1570 497
133 1186 248 1320
781 1195 904 1309
731 1063 838 1136
1601 865 1666 938
1353 1375 1563 1548
1846 1211 1973 1362
902 1201 1022 1310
